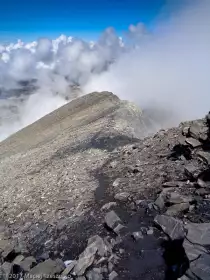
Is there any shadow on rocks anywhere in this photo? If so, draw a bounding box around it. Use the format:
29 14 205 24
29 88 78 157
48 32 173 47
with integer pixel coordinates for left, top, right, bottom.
162 239 189 280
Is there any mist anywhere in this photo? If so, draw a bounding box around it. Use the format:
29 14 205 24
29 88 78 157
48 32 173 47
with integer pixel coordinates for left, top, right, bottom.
84 0 210 125
0 0 210 141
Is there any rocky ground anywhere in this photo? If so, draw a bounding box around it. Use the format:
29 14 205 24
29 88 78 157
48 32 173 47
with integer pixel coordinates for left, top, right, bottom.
0 92 210 280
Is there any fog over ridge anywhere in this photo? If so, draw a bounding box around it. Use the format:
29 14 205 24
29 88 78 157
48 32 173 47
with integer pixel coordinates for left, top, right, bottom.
0 0 209 141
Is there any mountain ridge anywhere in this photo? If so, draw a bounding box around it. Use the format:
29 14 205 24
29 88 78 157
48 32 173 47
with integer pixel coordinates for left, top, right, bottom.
0 92 210 280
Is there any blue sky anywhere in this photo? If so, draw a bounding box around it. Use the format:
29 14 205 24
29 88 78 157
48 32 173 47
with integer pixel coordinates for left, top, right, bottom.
0 0 187 42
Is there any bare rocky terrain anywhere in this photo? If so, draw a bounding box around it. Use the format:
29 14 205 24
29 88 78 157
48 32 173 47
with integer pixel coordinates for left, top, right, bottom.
0 91 210 280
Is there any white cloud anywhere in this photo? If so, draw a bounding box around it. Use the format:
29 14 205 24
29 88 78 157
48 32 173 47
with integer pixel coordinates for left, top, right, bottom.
84 0 210 125
0 0 210 141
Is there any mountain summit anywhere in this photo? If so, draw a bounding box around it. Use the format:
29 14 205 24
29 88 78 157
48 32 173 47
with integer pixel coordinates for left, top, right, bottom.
0 92 210 280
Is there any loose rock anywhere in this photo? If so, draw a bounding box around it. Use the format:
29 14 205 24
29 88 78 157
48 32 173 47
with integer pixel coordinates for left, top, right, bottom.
165 203 190 216
109 271 118 280
197 151 210 166
20 256 37 272
105 211 122 230
88 235 110 257
12 255 25 265
0 262 13 280
113 224 127 236
101 202 117 211
182 126 190 136
184 164 202 180
1 243 15 261
86 270 103 280
114 192 130 202
189 120 208 141
185 222 210 246
147 228 154 235
154 215 185 240
191 254 210 280
27 259 64 279
183 239 207 261
112 178 121 187
167 192 193 204
61 261 77 277
132 231 143 240
185 137 202 148
154 193 165 210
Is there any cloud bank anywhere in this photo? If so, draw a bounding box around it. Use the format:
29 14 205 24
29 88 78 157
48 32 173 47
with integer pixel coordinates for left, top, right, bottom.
0 0 210 141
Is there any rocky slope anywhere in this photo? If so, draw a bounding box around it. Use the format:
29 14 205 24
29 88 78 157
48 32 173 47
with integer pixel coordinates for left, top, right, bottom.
0 92 210 280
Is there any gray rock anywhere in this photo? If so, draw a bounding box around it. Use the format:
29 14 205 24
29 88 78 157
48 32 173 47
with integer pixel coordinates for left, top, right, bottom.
0 240 12 253
105 211 122 230
195 188 210 196
148 202 155 210
185 137 202 148
27 259 63 279
12 254 25 265
101 202 117 211
197 178 210 189
86 270 103 280
103 237 113 254
147 227 154 235
167 192 193 204
119 248 125 254
88 235 111 257
108 254 120 265
96 257 107 266
113 224 127 236
184 164 202 179
191 254 210 280
109 271 118 280
197 151 210 166
189 120 209 141
1 243 15 261
135 199 154 207
108 262 114 272
0 262 13 280
182 126 190 136
140 227 148 235
100 266 108 274
76 277 86 280
185 222 210 246
183 239 207 261
39 252 50 261
155 189 192 210
154 215 185 240
132 231 143 240
165 203 190 216
112 178 121 187
55 258 66 272
129 201 137 211
154 193 165 210
74 238 100 276
61 261 77 277
20 256 37 272
178 275 191 280
92 268 103 273
185 269 198 279
114 192 130 202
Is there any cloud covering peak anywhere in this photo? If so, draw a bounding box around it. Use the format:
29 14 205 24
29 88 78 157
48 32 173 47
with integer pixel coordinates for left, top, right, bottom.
0 0 210 141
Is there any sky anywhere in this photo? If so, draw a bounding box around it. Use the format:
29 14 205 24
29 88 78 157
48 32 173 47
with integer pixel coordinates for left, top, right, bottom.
0 0 171 42
0 0 209 141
